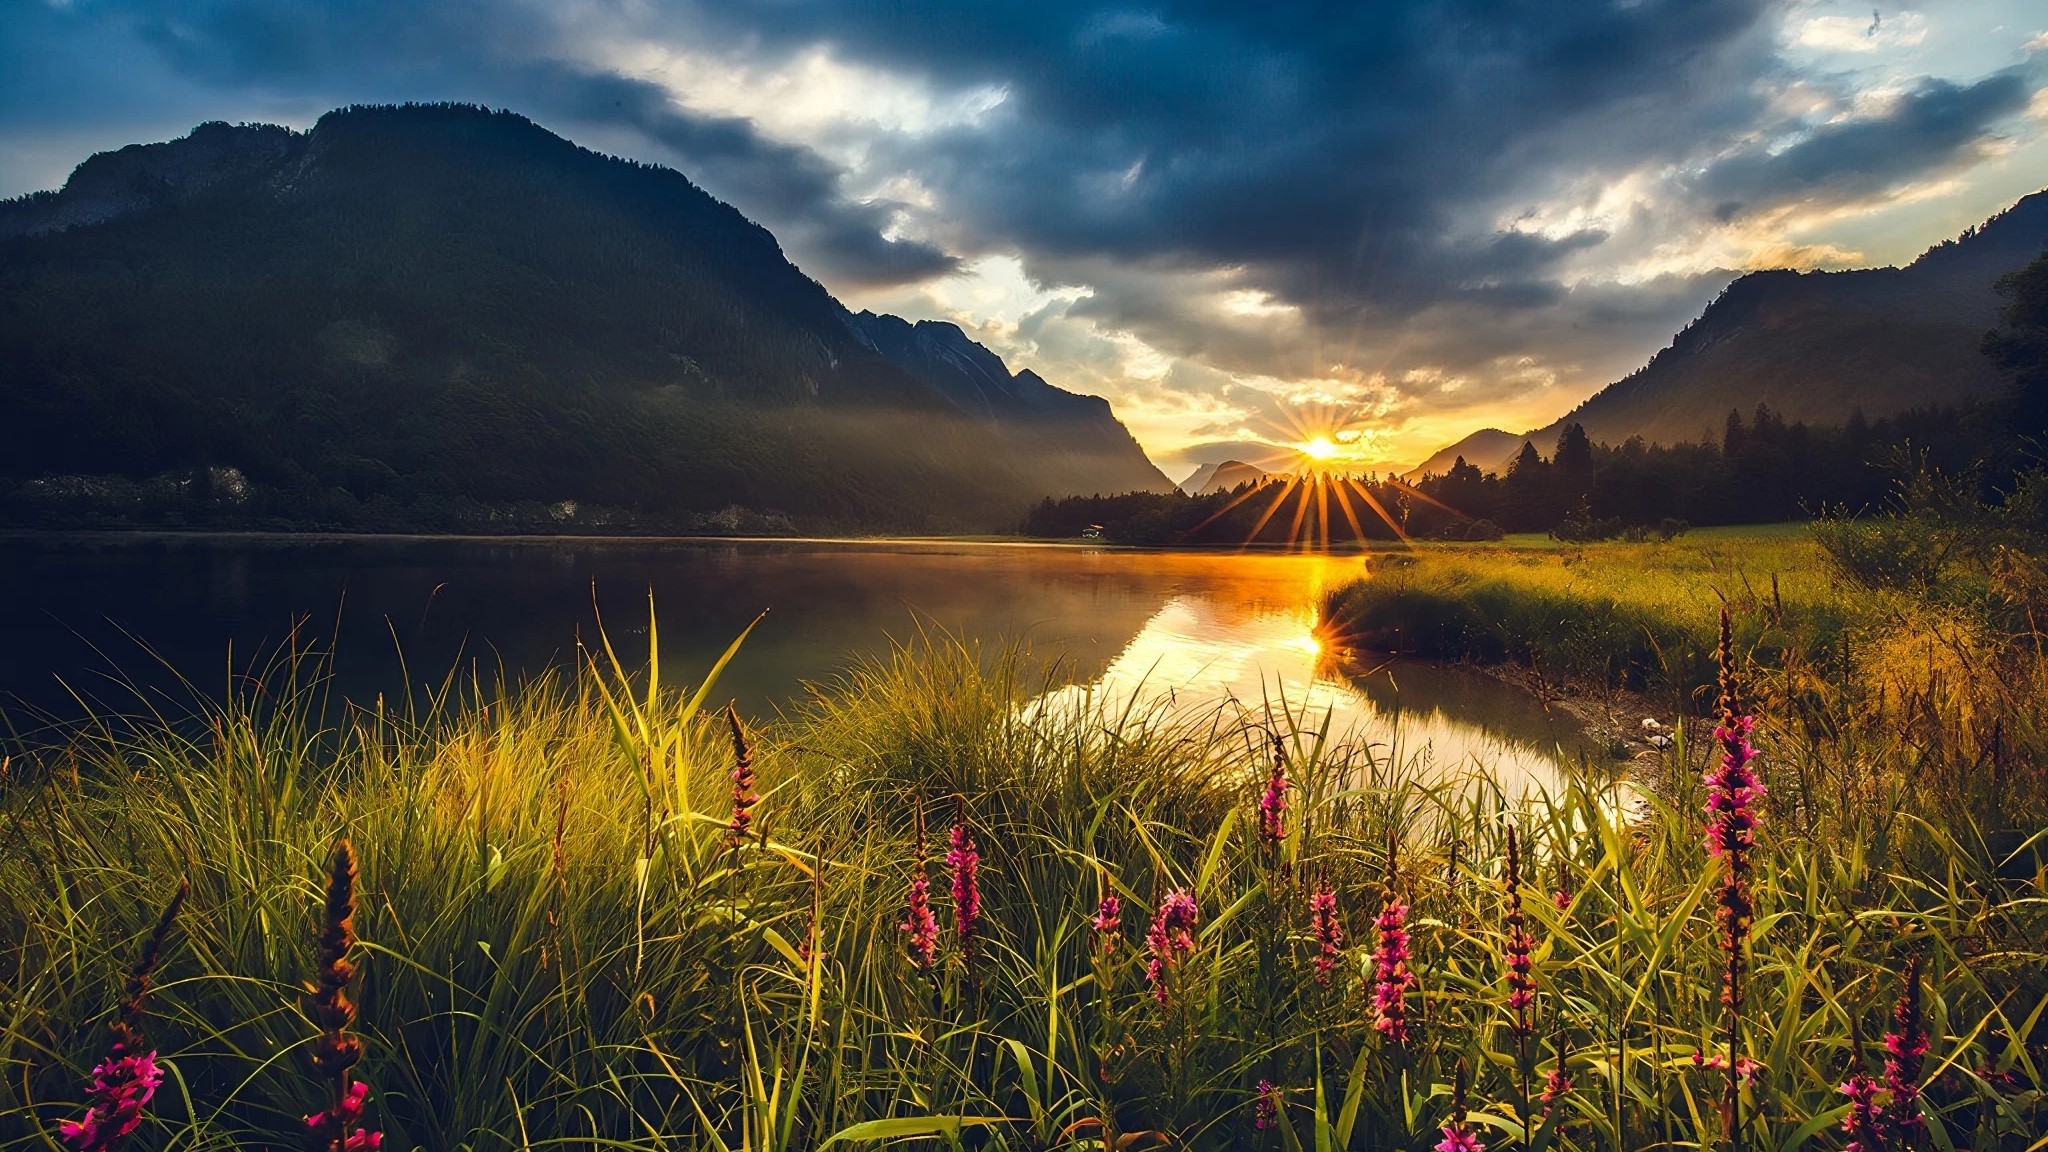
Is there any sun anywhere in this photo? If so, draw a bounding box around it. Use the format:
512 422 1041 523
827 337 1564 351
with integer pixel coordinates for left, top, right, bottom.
1300 435 1339 461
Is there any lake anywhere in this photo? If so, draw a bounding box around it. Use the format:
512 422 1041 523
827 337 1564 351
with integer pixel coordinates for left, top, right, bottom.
0 533 1588 789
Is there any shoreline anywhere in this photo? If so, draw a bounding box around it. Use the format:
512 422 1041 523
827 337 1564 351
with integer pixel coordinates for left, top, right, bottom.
0 526 1390 554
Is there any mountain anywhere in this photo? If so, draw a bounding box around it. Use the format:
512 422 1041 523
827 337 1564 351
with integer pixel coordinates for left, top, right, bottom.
0 105 1167 534
843 311 1170 495
1527 191 2048 449
1403 428 1527 479
1187 460 1271 493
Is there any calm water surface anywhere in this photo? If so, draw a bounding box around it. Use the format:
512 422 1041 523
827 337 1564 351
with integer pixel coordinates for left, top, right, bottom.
0 534 1587 789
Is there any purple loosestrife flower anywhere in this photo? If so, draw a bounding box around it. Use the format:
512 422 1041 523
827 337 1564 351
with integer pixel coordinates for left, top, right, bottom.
1309 877 1343 985
1691 1052 1761 1083
725 705 757 845
1542 1067 1571 1104
308 841 382 1152
303 1080 384 1152
59 1052 163 1152
1881 955 1929 1140
1838 1074 1883 1152
1434 1129 1486 1152
1258 734 1289 851
63 880 185 1152
1435 1061 1486 1152
901 810 939 972
946 808 982 969
1502 828 1536 1035
1092 894 1122 952
1539 1030 1572 1124
1145 888 1199 1005
1707 609 1762 1146
1370 839 1415 1043
1704 710 1764 865
1253 1079 1278 1130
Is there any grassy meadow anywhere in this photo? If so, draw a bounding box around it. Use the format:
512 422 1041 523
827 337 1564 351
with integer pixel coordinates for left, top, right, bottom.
2 526 2046 1150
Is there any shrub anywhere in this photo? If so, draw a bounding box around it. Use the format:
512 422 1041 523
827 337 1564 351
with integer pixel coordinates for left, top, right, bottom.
1811 512 1956 589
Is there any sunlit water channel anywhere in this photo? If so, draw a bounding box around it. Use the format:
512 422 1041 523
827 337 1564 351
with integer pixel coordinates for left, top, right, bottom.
0 534 1589 791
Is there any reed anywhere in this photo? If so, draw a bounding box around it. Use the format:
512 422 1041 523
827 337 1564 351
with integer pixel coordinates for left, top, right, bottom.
0 617 2041 1149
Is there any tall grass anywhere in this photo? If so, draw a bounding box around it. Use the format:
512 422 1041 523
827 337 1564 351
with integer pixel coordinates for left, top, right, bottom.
1317 534 1848 693
1319 531 2048 830
1 612 2043 1149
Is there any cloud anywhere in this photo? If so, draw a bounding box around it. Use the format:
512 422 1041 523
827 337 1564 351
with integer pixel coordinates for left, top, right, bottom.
3 0 958 286
1694 71 2034 216
1791 10 1930 54
4 0 2046 463
521 65 958 285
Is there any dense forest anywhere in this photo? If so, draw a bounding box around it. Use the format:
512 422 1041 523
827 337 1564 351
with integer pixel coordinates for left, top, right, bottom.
1025 247 2048 545
0 105 1164 535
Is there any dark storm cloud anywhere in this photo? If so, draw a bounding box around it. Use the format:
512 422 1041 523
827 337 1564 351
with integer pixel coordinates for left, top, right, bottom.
5 0 2042 419
1696 70 2036 217
641 0 2036 392
680 1 1775 263
516 66 958 285
0 0 954 286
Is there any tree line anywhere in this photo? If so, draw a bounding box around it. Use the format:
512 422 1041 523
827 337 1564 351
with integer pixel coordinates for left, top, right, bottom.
1025 246 2048 545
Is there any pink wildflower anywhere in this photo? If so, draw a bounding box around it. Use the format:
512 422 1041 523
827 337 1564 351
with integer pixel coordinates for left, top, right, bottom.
1704 711 1764 863
1542 1067 1571 1103
1537 1032 1573 1128
947 810 982 968
1502 828 1536 1034
725 706 757 845
1258 735 1288 850
307 841 381 1152
1880 955 1929 1140
1145 888 1199 1005
1091 894 1122 951
303 1080 383 1152
901 810 939 971
1253 1079 1278 1130
1434 1130 1486 1152
1691 1051 1761 1083
63 881 185 1152
1370 841 1415 1043
59 1051 162 1152
1309 878 1343 985
1707 610 1762 1146
1838 1074 1883 1152
1435 1061 1486 1152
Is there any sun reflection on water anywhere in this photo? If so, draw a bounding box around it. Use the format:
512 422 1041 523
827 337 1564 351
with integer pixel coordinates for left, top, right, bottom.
1028 562 1582 798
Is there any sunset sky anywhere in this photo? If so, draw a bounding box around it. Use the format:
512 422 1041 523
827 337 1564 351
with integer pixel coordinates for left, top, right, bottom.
5 1 2045 476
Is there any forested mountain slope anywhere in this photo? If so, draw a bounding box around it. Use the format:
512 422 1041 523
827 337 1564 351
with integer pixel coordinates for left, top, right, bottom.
0 104 1167 533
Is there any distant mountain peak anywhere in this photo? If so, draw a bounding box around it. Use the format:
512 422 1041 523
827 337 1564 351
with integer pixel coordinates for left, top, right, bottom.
1179 459 1271 494
1403 428 1527 479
